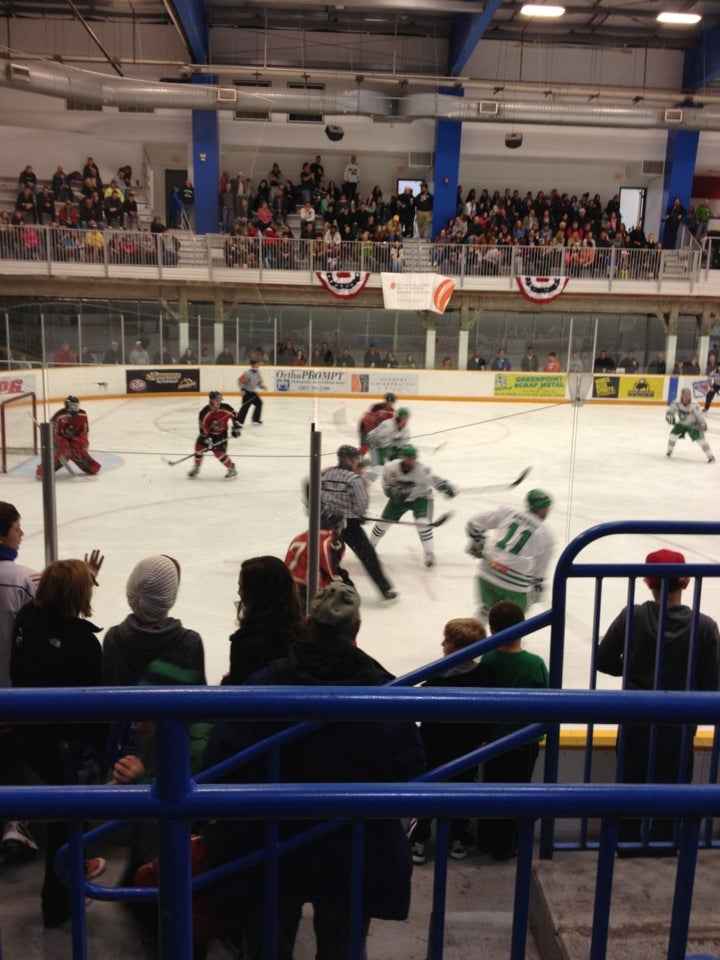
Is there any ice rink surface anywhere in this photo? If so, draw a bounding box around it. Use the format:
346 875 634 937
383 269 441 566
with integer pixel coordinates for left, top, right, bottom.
4 392 719 690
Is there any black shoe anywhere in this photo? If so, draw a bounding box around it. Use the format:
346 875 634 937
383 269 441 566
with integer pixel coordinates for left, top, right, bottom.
382 588 398 600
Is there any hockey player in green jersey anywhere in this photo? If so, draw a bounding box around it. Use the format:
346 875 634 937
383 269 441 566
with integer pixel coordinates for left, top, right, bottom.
466 489 554 619
370 445 456 568
666 387 715 463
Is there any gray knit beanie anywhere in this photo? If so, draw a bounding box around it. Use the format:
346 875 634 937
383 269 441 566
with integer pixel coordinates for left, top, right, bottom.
126 555 180 623
310 582 361 627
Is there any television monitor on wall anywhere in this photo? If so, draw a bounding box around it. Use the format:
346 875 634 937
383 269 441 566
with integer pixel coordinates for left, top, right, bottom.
396 178 425 198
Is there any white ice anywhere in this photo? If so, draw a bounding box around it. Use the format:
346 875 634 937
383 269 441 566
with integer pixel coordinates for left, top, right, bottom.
4 394 719 690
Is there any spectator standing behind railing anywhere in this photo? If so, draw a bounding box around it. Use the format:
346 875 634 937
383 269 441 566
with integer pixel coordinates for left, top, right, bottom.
491 348 511 371
477 601 549 861
695 199 712 242
597 549 720 853
203 580 423 960
10 553 106 927
520 346 538 371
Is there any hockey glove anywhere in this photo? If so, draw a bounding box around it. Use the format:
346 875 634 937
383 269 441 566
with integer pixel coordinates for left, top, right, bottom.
465 534 486 558
436 479 457 498
665 411 676 425
201 435 214 450
532 580 545 602
231 424 241 438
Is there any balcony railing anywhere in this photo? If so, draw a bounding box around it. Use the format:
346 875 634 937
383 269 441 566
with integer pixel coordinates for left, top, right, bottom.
0 224 710 291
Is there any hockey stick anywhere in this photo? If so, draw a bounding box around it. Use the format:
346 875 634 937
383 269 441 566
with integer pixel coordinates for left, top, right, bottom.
461 465 532 496
162 439 227 467
361 510 454 529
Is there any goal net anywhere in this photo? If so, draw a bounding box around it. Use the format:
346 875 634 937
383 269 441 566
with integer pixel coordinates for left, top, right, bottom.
0 392 38 473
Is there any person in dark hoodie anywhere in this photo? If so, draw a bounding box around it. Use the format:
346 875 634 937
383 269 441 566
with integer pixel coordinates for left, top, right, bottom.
10 555 107 928
597 548 719 851
102 554 205 687
203 581 424 960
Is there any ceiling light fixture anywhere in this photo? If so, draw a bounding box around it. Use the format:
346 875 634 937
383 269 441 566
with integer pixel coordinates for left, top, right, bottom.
520 4 566 18
657 11 702 23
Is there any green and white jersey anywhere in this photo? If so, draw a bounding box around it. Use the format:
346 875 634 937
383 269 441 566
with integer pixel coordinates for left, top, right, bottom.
667 397 706 429
467 506 554 593
382 459 436 501
367 417 410 452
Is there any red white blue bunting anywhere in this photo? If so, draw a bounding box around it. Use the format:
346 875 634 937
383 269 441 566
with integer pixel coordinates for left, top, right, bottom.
316 271 371 299
516 276 569 304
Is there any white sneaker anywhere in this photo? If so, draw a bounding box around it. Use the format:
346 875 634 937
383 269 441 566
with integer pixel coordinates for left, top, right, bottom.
410 841 426 865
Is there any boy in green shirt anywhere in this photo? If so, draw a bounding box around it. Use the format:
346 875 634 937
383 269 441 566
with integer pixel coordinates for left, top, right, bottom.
478 601 548 860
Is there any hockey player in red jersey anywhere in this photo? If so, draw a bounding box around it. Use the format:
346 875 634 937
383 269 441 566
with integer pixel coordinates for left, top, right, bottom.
188 391 241 479
35 396 101 478
285 512 352 606
358 392 396 455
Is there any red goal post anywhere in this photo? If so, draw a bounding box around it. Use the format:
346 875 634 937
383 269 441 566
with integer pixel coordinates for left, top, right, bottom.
0 391 38 473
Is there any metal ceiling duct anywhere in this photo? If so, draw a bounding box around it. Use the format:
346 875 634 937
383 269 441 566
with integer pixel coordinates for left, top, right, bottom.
5 58 720 130
399 92 720 130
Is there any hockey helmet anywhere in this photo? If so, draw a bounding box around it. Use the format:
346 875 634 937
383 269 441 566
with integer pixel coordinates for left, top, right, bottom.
320 510 344 530
384 392 396 403
209 390 223 402
526 488 552 513
396 407 410 420
337 444 361 464
65 395 80 414
399 444 417 459
681 387 692 399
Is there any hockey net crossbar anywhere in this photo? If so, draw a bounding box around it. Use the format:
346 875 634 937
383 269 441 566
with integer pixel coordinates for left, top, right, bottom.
1 391 38 473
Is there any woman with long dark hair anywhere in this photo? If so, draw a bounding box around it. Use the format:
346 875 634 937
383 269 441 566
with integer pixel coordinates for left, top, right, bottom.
227 556 306 684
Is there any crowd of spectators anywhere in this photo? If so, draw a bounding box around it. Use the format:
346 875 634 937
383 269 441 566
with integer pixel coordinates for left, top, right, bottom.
0 160 183 267
3 156 718 276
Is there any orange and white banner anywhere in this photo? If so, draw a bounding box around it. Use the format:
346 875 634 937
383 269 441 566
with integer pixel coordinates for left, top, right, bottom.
381 273 455 314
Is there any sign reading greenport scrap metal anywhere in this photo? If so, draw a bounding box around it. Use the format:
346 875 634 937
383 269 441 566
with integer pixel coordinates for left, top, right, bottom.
493 374 566 398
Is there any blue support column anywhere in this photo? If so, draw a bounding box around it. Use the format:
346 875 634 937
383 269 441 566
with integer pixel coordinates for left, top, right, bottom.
431 88 463 242
191 75 220 235
659 129 699 245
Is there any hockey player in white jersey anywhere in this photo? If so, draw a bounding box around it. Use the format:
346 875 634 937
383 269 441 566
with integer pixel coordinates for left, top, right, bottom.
370 445 456 568
666 387 715 462
364 407 411 482
466 489 554 618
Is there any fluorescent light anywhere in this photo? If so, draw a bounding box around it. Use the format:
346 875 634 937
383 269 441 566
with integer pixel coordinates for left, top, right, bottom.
657 11 702 23
520 4 565 17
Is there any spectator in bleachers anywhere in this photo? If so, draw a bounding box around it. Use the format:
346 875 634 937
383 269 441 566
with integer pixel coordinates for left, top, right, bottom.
219 182 235 233
687 355 701 375
129 340 149 364
491 348 511 371
390 240 404 272
18 164 38 193
520 346 538 371
342 154 360 201
104 189 124 228
336 346 355 367
179 346 198 365
102 179 124 203
103 341 122 364
53 341 76 365
58 200 78 229
116 165 133 188
467 349 486 371
138 228 156 265
167 188 182 229
543 352 561 373
594 350 616 373
123 190 139 230
50 166 74 203
216 345 234 365
82 157 102 190
153 345 172 364
150 215 166 235
293 349 307 367
618 350 640 373
36 187 56 225
15 186 37 224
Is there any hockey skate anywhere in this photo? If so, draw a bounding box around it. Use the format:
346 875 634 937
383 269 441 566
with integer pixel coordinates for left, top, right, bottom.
225 465 238 479
381 588 398 600
187 465 199 478
424 553 435 568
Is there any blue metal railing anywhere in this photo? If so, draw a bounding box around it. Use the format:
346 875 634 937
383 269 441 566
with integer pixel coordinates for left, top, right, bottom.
1 520 718 960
